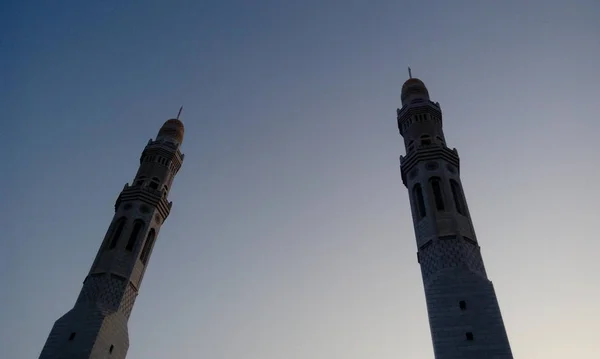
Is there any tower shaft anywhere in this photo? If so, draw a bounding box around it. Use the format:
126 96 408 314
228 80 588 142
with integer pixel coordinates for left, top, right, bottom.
397 79 513 359
39 118 185 359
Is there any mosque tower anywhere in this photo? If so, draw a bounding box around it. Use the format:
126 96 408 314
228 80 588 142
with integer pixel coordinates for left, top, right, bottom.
39 116 186 359
397 72 513 359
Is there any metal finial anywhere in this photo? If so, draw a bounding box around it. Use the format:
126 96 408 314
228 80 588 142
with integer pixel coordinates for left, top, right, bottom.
408 66 412 79
176 106 183 120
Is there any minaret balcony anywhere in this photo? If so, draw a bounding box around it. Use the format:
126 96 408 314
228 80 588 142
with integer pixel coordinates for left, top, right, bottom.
140 140 185 167
399 145 460 186
397 99 440 117
114 184 172 219
397 102 443 136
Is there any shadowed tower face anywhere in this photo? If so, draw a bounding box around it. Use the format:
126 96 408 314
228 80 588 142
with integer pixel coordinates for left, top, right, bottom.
38 118 186 359
397 77 513 359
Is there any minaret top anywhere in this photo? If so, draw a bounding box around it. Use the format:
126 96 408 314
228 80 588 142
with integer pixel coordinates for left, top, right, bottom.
157 118 185 145
401 76 430 106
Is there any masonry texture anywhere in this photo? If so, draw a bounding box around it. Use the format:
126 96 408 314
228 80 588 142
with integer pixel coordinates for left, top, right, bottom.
38 118 185 359
397 77 513 359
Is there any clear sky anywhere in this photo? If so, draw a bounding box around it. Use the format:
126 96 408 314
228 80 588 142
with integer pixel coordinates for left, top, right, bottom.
2 0 599 358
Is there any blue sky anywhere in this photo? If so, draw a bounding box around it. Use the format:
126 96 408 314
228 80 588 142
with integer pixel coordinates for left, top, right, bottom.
1 0 599 358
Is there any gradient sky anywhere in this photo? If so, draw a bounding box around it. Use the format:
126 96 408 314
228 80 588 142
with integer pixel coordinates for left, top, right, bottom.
2 0 599 358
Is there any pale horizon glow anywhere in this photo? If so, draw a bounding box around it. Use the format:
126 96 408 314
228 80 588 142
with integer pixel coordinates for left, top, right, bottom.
1 1 599 358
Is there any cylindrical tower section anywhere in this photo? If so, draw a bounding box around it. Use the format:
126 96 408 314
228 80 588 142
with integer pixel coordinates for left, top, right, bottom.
397 77 513 359
39 117 186 359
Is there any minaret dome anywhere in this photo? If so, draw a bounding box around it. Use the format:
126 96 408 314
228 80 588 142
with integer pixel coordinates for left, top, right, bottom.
401 77 430 106
157 118 185 145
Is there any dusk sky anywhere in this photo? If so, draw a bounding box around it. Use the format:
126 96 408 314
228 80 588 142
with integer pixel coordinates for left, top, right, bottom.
2 0 599 358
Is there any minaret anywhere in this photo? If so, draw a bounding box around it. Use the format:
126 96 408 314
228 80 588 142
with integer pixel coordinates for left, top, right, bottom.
39 117 186 359
397 74 513 359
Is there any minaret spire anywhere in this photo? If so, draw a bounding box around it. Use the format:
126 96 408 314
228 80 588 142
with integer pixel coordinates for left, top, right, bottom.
176 106 183 120
408 66 412 79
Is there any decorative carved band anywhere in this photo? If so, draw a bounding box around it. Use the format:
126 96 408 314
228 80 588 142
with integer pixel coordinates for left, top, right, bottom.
400 146 460 186
115 185 172 219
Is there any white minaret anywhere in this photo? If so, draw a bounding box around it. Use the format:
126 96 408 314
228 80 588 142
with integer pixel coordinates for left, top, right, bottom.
39 116 185 359
397 73 513 359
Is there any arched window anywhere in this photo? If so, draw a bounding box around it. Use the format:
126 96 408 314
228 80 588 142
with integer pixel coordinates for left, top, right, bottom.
149 177 159 190
450 179 466 215
140 229 156 265
125 220 145 251
108 218 126 249
430 177 445 211
134 176 146 186
413 184 426 219
420 135 431 146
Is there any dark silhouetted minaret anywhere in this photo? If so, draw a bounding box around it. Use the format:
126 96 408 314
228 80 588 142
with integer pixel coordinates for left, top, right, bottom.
397 76 513 359
39 117 185 359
